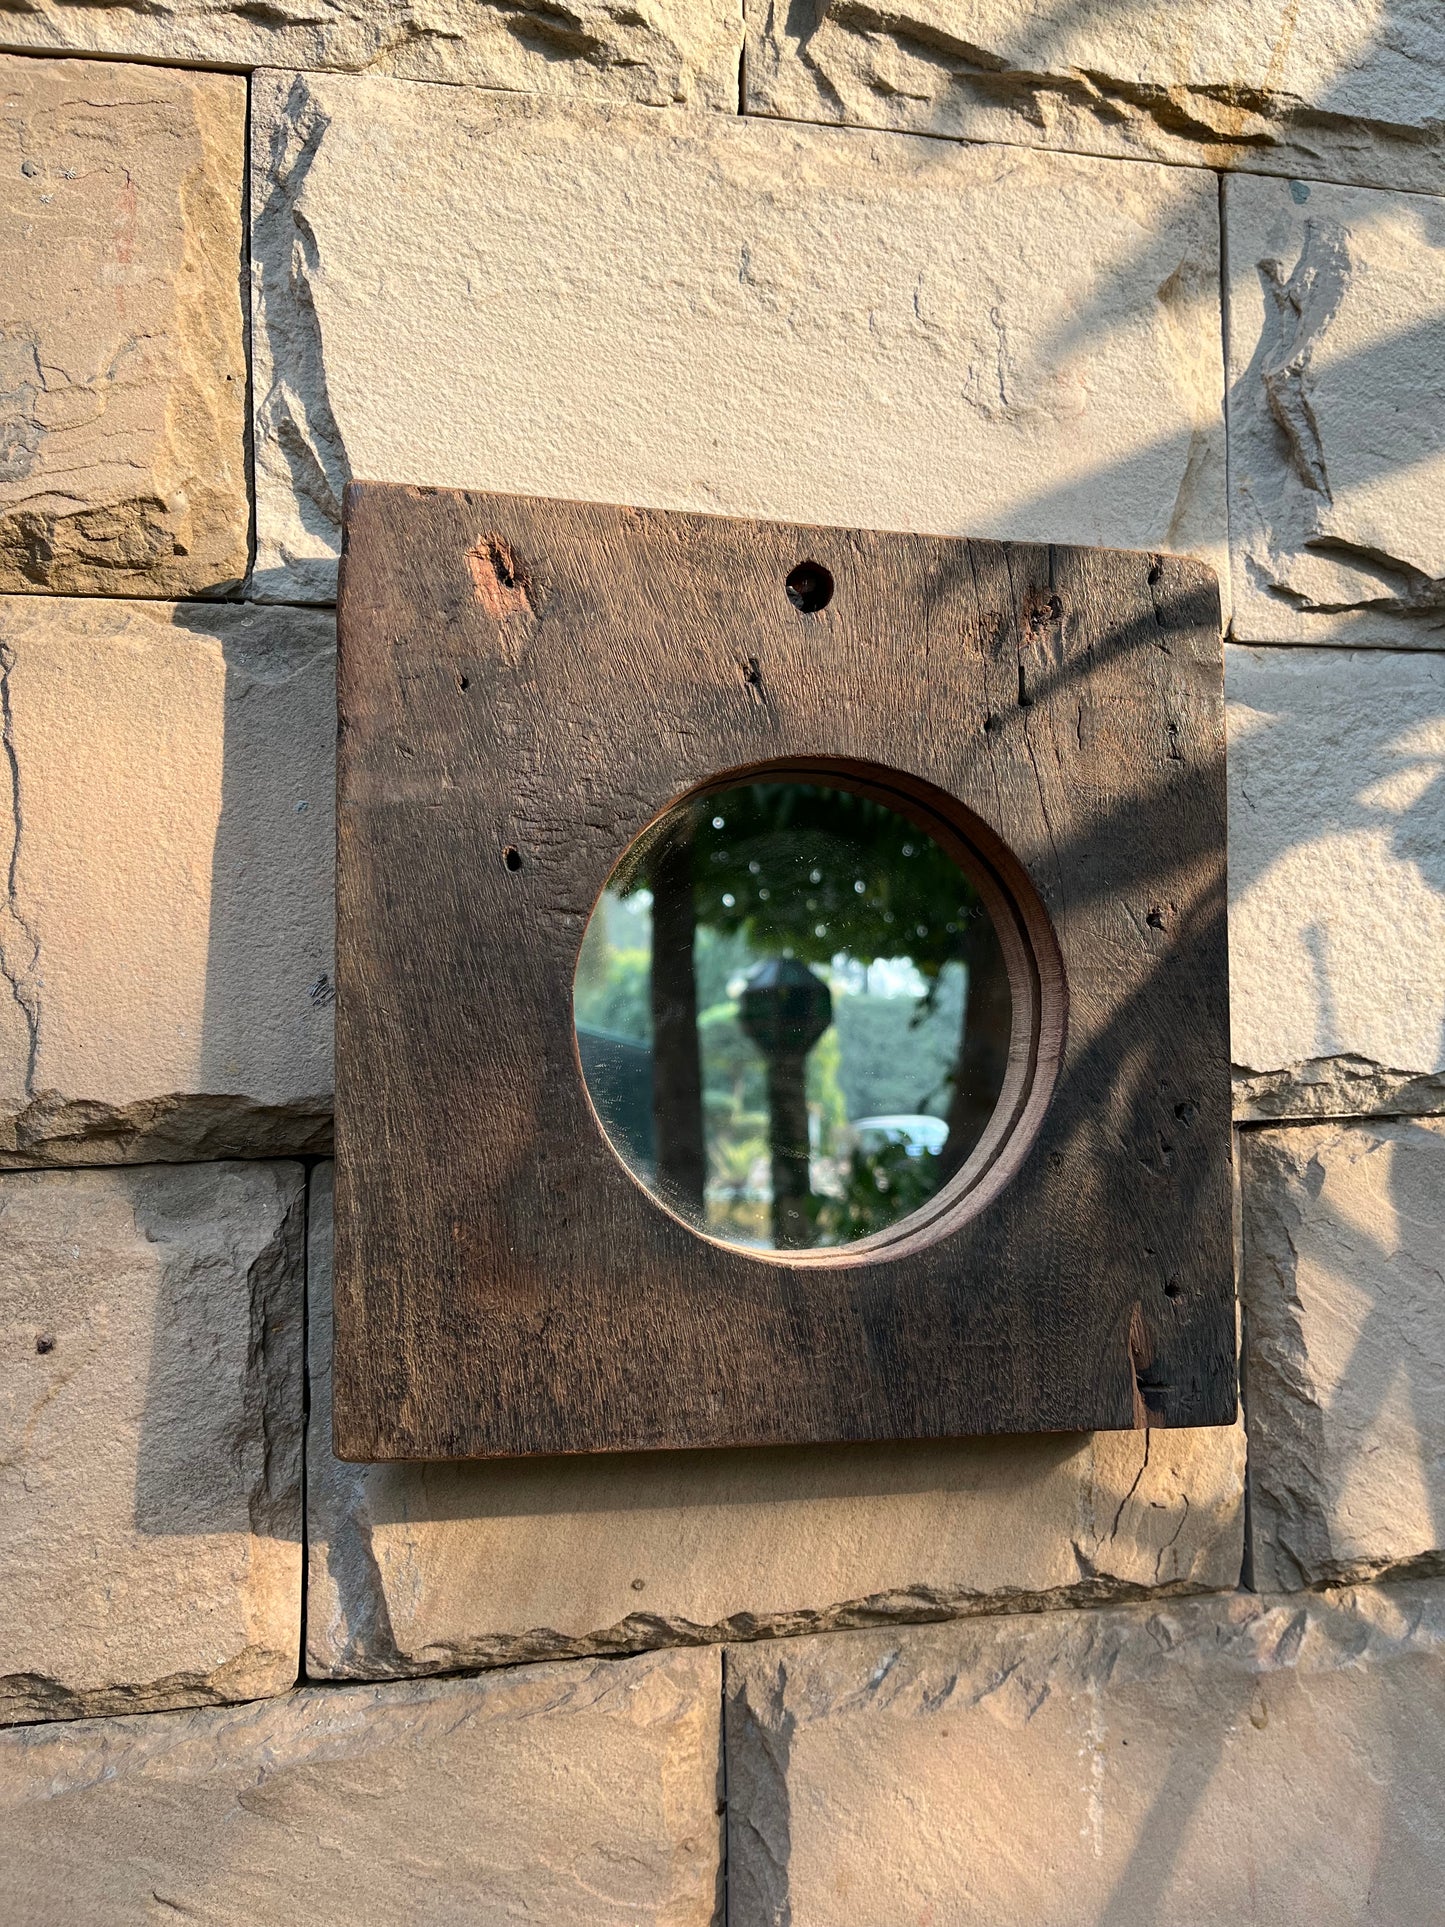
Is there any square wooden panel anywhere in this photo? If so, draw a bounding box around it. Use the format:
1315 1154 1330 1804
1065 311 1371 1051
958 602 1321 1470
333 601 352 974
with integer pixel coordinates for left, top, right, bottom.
334 484 1236 1460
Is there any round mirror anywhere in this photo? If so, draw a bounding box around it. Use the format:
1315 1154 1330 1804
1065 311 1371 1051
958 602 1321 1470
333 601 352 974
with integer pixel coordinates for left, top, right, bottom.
573 777 1014 1254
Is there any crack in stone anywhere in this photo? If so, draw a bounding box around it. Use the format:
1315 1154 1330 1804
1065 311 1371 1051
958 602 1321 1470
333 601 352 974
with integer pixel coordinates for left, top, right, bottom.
252 76 351 596
1258 220 1351 500
0 641 40 1097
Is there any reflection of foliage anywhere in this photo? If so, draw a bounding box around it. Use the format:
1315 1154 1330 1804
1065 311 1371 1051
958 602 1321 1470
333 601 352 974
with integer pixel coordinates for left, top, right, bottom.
833 968 964 1119
573 942 649 1040
812 1140 942 1244
586 781 1002 1249
694 923 753 1011
806 1023 848 1150
699 1001 763 1114
697 1000 767 1233
613 783 989 982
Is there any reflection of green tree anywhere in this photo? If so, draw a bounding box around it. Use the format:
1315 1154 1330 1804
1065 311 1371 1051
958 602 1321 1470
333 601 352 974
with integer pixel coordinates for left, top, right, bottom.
596 781 1010 1246
697 1001 766 1240
812 1139 942 1244
806 1023 848 1151
685 783 983 981
573 942 649 1040
833 970 965 1120
695 924 753 1011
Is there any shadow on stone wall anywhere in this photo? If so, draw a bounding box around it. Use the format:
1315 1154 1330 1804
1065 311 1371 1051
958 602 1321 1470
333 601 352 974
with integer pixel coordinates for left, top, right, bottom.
170 598 335 1160
187 58 1445 1913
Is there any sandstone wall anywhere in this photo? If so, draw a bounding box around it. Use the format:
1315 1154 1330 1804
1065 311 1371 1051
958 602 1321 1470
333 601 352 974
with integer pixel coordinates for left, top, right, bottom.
1 11 1442 1919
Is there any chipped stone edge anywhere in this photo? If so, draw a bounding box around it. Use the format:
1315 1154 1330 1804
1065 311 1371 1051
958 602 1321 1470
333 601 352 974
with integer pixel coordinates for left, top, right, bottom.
247 70 351 607
1233 1059 1445 1124
0 9 747 113
305 1572 1239 1685
719 1573 1445 1714
1240 1122 1445 1592
743 14 1445 199
1 1161 307 1728
0 1644 300 1730
0 1092 334 1168
12 1057 1427 1168
1227 615 1445 651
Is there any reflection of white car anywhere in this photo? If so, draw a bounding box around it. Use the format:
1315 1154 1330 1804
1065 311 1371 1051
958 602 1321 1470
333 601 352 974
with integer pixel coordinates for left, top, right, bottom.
852 1115 949 1158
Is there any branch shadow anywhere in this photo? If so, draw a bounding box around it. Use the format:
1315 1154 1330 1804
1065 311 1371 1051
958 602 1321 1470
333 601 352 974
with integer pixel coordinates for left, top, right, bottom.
236 37 1445 1916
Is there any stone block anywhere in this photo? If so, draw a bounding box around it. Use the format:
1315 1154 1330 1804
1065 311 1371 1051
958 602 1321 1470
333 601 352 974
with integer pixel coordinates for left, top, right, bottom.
745 0 1445 195
1227 644 1445 1120
1226 172 1445 647
0 56 248 597
1242 1118 1445 1591
726 1580 1445 1926
0 1647 721 1923
0 1161 303 1726
251 75 1225 603
306 1166 1243 1681
0 594 335 1166
1 1 742 110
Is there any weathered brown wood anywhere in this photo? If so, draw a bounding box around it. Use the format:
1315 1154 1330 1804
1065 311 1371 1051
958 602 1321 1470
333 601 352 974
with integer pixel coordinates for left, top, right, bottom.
333 484 1236 1460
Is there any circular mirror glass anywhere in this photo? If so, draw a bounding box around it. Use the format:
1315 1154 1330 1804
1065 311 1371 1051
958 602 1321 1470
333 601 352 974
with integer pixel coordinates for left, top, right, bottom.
573 778 1014 1253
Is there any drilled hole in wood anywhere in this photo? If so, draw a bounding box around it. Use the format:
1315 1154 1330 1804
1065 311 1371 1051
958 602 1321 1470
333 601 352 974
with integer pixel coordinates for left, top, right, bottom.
785 560 834 614
503 846 523 872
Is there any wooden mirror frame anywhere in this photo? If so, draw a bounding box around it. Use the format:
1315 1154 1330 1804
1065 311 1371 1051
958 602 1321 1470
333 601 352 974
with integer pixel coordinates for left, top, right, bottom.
334 484 1237 1460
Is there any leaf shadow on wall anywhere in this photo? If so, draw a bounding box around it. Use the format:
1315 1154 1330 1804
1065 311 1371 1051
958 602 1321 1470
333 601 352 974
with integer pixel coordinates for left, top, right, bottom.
235 50 1445 1911
1006 292 1445 1927
301 569 1237 1695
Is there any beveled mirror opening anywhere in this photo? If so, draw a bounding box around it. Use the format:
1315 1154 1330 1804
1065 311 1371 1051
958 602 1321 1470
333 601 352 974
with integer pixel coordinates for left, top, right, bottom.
574 761 1055 1263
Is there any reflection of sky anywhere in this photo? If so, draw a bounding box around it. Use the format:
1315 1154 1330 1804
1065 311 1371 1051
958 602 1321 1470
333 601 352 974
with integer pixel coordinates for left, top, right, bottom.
826 954 931 1001
724 954 932 1002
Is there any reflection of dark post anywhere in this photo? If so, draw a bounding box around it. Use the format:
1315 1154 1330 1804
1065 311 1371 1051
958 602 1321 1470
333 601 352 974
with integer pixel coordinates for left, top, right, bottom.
739 960 832 1250
762 1054 813 1247
648 832 706 1213
939 922 1013 1183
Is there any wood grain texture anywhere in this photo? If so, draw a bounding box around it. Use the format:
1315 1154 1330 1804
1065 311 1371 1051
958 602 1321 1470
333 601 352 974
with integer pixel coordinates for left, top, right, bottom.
334 484 1235 1459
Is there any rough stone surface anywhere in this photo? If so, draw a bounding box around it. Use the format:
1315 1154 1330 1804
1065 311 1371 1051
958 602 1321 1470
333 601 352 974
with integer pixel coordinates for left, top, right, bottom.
1 2 742 109
306 1165 1243 1682
726 1580 1445 1925
251 75 1225 604
0 1161 304 1727
746 0 1445 195
1242 1118 1445 1592
0 594 335 1166
1226 172 1445 648
1226 645 1445 1120
0 56 248 598
0 1647 722 1923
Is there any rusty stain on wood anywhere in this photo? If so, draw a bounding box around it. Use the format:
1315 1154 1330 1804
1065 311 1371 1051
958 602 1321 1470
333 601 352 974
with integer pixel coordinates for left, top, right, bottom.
466 532 533 621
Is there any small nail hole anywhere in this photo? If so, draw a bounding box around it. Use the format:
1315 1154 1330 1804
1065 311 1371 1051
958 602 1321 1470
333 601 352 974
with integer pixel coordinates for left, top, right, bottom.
503 846 523 872
785 560 833 614
35 1333 55 1354
1164 1279 1182 1300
